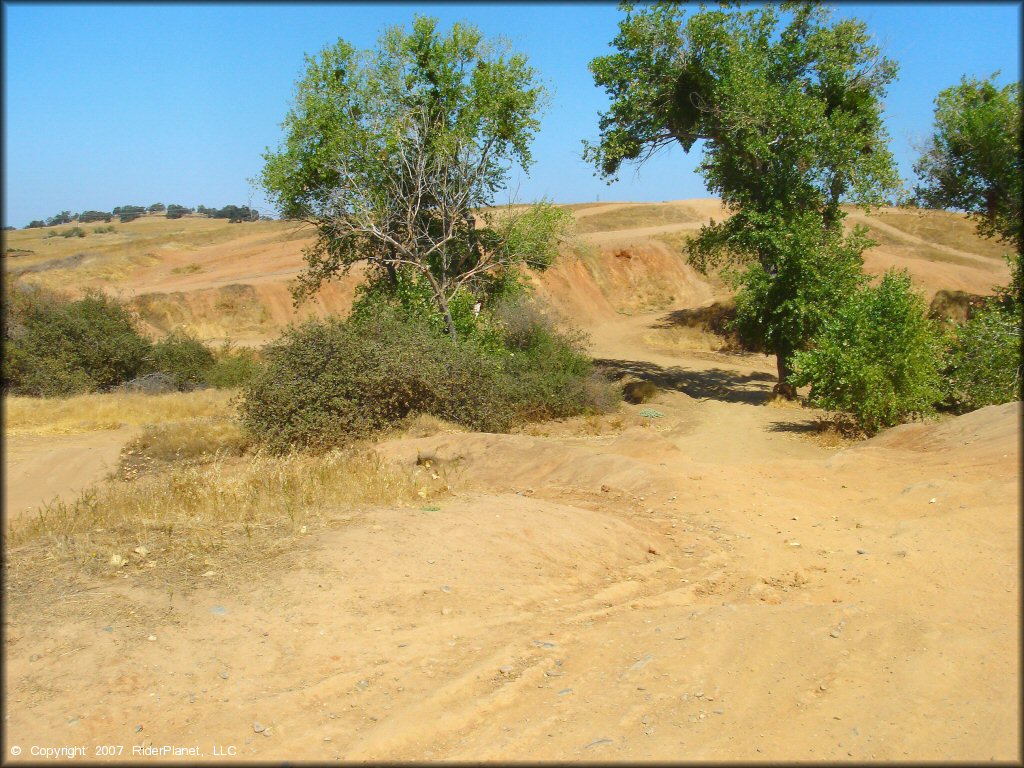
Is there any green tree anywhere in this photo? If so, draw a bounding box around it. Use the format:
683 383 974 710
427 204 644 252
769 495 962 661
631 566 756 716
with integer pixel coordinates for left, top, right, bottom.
585 1 901 396
260 16 568 340
914 74 1022 254
915 75 1022 409
791 270 944 434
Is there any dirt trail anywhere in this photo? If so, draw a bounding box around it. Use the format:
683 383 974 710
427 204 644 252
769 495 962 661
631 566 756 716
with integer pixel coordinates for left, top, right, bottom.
3 201 1019 761
3 302 1019 762
3 428 138 522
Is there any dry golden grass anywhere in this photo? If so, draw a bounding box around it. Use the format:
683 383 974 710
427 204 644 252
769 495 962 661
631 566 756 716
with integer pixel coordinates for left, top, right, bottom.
869 210 1010 260
394 413 470 439
3 215 301 290
575 203 702 234
4 389 237 436
118 417 251 479
642 326 729 353
4 445 448 597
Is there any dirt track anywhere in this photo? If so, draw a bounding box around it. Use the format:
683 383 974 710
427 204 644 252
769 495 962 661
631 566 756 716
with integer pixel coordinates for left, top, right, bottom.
3 314 1019 762
2 202 1019 761
3 428 137 521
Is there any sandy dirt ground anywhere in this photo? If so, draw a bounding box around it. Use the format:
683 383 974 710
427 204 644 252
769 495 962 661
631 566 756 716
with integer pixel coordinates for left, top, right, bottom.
2 203 1019 762
3 428 138 521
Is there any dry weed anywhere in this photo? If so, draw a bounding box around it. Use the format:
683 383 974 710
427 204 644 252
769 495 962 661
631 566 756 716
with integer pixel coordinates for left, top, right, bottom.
4 446 446 598
117 416 251 479
4 389 237 436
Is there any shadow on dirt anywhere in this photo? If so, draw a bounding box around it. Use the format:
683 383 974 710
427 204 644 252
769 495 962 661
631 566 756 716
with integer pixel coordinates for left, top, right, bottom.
595 358 776 405
766 420 819 434
649 301 748 352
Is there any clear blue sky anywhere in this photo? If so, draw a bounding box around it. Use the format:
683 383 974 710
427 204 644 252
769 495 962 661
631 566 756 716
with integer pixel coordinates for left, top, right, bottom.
3 2 1020 228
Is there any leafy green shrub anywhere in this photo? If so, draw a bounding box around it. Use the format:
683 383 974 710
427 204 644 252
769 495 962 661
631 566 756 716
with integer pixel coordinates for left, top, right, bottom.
60 226 86 238
489 295 611 420
149 331 216 390
3 285 152 396
92 224 116 234
791 270 945 434
239 298 616 453
238 311 513 453
204 343 262 389
942 299 1020 411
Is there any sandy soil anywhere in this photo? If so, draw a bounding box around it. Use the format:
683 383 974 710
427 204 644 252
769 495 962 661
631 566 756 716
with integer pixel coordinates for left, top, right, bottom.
2 201 1019 762
3 428 138 521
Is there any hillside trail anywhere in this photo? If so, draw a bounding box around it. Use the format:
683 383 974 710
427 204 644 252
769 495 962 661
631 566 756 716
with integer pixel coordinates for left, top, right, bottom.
3 299 1019 763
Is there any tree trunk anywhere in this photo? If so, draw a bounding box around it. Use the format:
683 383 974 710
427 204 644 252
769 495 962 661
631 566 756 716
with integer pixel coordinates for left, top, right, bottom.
385 245 399 287
439 298 458 342
425 272 458 342
774 351 797 400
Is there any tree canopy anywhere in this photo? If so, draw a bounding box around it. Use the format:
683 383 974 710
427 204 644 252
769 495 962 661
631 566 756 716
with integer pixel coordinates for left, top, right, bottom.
914 74 1022 254
260 15 567 340
585 1 902 395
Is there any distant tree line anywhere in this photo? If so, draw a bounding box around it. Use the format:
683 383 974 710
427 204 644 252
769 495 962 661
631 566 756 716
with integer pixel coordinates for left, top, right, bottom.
22 202 264 228
195 204 260 223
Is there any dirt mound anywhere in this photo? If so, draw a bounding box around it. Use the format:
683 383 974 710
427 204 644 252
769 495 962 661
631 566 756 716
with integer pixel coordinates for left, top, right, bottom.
855 401 1020 467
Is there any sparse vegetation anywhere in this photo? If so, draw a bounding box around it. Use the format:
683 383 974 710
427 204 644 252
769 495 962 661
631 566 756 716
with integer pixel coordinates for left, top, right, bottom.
3 388 237 436
5 446 440 593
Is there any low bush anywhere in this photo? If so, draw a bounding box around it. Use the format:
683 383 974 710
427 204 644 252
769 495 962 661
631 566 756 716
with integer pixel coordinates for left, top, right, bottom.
239 298 616 453
205 343 262 388
791 270 945 434
490 296 610 420
942 299 1020 411
238 311 513 452
3 285 152 396
148 331 216 390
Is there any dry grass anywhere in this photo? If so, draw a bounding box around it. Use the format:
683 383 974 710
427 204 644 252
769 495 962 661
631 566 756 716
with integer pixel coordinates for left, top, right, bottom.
642 326 729 353
3 216 302 290
4 445 448 598
869 210 1010 260
575 203 702 234
117 416 251 480
394 413 470 439
4 389 237 436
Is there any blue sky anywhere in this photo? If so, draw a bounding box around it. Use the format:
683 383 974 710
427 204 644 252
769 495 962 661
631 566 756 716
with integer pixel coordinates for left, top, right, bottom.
3 2 1021 227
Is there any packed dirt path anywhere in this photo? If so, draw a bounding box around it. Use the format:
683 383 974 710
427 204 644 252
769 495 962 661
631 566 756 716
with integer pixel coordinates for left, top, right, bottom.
3 302 1019 762
3 428 138 522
